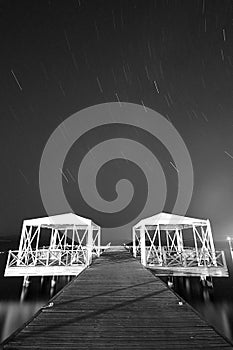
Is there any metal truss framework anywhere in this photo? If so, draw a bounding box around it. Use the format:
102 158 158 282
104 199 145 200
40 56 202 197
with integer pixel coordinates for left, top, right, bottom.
132 213 227 276
5 214 101 277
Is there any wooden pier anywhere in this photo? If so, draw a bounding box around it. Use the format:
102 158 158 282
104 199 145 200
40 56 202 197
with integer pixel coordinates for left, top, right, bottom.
1 247 233 349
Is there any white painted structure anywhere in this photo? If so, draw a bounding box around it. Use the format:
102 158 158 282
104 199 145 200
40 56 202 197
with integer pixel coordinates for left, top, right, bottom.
132 212 228 277
227 236 233 260
5 213 101 277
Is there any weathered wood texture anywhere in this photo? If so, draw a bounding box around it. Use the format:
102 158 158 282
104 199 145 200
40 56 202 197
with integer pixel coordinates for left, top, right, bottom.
2 246 233 349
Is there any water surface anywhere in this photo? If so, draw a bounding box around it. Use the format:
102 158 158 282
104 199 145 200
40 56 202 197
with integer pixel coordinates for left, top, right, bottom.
159 241 233 344
0 241 72 342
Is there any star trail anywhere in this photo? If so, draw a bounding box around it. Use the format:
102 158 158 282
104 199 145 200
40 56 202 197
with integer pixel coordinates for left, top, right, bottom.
0 0 233 242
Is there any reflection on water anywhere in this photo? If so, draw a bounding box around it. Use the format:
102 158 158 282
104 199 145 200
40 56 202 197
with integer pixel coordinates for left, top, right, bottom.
0 241 73 343
0 274 72 342
0 301 44 343
160 241 233 344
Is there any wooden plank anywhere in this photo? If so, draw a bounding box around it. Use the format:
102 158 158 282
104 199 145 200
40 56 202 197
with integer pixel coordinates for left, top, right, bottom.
1 246 233 349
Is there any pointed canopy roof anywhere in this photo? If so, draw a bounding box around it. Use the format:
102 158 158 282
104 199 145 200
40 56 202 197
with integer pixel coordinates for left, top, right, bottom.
133 212 208 230
23 213 100 229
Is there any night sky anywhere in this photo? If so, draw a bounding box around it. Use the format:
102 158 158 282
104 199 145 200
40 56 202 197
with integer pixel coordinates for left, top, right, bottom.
1 0 233 244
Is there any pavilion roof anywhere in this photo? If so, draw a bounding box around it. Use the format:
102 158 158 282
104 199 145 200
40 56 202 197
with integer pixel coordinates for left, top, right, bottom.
23 213 100 229
133 212 208 230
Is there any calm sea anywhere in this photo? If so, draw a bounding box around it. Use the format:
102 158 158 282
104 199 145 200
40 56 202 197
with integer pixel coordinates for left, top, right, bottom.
0 241 73 343
159 241 233 344
0 240 233 344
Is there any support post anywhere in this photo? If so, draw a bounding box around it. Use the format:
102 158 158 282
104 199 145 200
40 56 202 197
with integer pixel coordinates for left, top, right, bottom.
176 228 181 252
158 224 162 265
193 225 200 266
25 225 33 266
207 220 217 266
97 227 101 257
166 230 169 252
140 225 146 266
132 227 137 257
86 225 93 265
23 276 29 287
227 238 233 260
71 225 75 258
51 275 56 287
17 222 27 266
178 229 184 251
6 250 11 270
53 229 58 248
35 226 41 265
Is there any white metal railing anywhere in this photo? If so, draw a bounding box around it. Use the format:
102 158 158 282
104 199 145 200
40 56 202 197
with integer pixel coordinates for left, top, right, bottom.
136 246 227 268
6 247 89 269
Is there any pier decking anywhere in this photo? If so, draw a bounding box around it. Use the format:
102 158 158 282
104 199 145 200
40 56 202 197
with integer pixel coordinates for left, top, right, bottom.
2 247 233 349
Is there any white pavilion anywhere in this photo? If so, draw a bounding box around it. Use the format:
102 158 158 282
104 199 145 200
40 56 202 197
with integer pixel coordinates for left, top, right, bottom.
132 212 228 277
4 213 101 277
